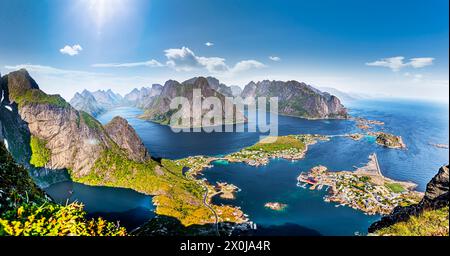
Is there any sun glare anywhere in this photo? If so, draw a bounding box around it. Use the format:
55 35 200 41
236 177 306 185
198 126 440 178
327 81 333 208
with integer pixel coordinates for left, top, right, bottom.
81 0 127 30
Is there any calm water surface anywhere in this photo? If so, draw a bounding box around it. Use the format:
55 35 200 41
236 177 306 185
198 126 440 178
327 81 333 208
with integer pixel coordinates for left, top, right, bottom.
46 99 449 235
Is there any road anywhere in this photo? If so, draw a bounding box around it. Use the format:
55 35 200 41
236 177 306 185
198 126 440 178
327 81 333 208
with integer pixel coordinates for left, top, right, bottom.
183 167 220 236
202 186 220 236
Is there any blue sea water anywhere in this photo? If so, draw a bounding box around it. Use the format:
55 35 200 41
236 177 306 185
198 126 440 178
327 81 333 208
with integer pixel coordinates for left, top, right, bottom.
47 99 449 235
45 181 154 230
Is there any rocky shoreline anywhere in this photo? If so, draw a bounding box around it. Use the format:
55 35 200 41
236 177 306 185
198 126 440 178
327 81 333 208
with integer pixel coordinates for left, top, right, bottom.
297 154 422 215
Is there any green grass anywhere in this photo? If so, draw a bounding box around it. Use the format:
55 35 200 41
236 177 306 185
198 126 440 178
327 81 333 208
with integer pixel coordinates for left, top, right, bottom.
1 142 46 213
376 133 404 148
74 147 214 226
246 135 306 152
80 111 103 130
385 183 406 193
376 206 449 236
1 142 126 236
29 136 51 168
359 176 371 183
15 89 69 108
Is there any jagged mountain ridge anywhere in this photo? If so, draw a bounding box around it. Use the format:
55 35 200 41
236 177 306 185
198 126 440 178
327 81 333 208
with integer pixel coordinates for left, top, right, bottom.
123 84 163 109
70 90 106 117
1 69 150 178
140 77 246 127
69 89 123 117
241 80 348 119
69 76 348 122
183 76 233 97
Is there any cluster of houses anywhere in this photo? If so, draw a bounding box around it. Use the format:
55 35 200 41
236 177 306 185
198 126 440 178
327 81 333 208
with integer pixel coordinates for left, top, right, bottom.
297 168 416 215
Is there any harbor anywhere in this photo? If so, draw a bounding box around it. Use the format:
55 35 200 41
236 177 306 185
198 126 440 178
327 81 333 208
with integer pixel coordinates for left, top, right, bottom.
296 154 422 215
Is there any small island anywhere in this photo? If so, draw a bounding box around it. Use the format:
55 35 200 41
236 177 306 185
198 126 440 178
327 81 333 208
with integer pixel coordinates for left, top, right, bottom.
225 134 329 166
216 182 239 200
345 131 406 149
369 132 406 149
346 133 364 141
430 143 449 149
297 153 422 215
264 202 287 211
353 117 385 130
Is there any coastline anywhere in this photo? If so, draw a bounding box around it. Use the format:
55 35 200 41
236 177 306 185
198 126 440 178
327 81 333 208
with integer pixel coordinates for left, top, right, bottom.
297 153 423 215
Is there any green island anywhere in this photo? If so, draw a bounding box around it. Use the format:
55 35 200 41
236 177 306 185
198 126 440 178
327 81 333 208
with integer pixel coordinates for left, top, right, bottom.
370 132 406 149
348 116 406 149
297 153 422 215
345 131 406 149
165 134 413 221
225 134 329 166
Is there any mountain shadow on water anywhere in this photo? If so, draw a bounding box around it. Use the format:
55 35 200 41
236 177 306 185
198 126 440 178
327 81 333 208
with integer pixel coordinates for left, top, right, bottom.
87 207 155 231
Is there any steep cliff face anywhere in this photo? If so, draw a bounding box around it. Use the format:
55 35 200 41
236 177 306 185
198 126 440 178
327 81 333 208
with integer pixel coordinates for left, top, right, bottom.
18 102 111 177
104 116 150 162
141 77 246 127
369 165 449 234
2 69 148 179
0 71 33 165
241 80 348 119
421 165 449 208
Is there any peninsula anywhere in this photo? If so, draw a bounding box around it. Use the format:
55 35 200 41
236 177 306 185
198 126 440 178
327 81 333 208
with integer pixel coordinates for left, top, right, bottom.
297 154 422 215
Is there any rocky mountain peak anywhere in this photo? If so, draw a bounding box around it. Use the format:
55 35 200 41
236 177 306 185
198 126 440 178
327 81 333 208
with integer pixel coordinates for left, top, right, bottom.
152 84 163 90
1 69 40 101
240 79 348 119
421 165 449 208
104 116 150 162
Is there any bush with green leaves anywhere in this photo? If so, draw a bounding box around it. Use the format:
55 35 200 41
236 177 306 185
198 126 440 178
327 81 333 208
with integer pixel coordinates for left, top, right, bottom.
29 136 51 168
0 202 127 236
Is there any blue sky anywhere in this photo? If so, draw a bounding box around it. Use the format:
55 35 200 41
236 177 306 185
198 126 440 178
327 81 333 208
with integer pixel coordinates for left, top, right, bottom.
0 0 448 101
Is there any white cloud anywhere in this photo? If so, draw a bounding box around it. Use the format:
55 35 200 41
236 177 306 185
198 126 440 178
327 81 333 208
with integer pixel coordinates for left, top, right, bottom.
231 60 266 73
198 57 229 73
409 58 434 68
205 42 214 47
366 56 434 71
60 44 83 56
92 59 164 68
164 46 265 74
165 47 204 71
269 56 281 62
4 64 96 76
